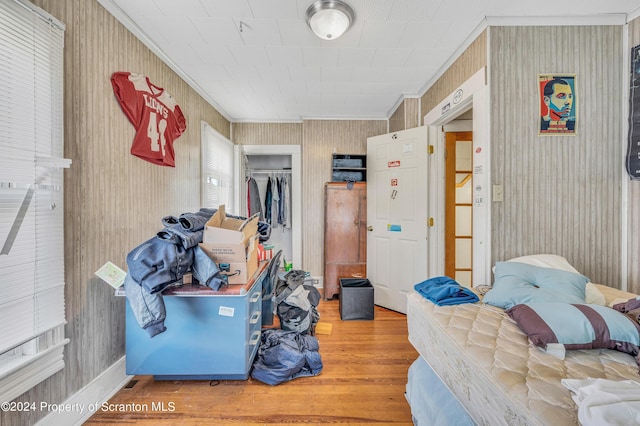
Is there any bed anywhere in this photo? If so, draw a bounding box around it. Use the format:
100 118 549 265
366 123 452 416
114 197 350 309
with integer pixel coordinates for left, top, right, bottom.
405 255 640 426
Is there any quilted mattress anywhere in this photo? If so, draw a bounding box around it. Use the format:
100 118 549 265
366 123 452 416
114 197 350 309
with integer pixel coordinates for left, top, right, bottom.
406 287 640 426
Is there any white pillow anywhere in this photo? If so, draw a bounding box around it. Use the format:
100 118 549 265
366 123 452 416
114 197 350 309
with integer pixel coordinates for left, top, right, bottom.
497 254 605 305
584 284 607 305
505 254 580 273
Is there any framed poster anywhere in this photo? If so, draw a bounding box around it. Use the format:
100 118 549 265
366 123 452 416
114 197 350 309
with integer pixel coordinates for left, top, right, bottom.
538 74 576 135
626 44 640 179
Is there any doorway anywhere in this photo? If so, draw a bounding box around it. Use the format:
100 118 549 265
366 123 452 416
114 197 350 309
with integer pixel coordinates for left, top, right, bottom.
423 67 490 286
445 131 473 287
234 144 302 270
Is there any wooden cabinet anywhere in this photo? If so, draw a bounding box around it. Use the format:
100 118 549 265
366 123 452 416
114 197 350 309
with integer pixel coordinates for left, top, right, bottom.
323 182 367 299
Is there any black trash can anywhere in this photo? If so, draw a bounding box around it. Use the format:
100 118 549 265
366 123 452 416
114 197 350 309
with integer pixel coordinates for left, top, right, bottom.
339 278 374 320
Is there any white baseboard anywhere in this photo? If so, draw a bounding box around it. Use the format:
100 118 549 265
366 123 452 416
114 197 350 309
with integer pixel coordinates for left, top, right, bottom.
36 356 131 426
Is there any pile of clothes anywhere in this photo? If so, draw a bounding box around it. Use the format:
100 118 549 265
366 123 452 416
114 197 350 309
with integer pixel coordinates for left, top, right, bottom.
250 269 324 385
250 329 323 385
124 208 271 338
413 276 479 306
613 297 640 324
562 378 640 426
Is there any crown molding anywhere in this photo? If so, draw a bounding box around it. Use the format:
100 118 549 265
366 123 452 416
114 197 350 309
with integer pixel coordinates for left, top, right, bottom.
628 7 640 22
416 18 489 102
231 118 304 124
486 14 627 26
416 13 629 104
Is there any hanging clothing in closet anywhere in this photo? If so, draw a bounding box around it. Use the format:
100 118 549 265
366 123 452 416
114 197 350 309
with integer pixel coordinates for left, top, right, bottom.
276 175 291 229
285 176 291 228
264 176 273 225
270 176 279 228
246 172 291 230
247 176 263 220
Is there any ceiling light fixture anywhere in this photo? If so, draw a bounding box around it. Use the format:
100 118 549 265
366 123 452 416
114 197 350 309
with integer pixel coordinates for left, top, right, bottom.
305 0 354 41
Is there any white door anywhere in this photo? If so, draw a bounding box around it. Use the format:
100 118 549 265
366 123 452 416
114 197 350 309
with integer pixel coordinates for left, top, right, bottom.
367 126 429 314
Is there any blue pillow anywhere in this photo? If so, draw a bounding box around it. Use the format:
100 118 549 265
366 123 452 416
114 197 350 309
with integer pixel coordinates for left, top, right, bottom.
483 261 588 309
507 302 640 364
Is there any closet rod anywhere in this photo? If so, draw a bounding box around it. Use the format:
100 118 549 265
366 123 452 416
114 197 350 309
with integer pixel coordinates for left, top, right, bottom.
248 169 292 173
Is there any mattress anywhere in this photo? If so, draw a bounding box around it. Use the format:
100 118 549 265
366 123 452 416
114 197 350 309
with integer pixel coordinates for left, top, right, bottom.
406 355 475 425
406 284 640 426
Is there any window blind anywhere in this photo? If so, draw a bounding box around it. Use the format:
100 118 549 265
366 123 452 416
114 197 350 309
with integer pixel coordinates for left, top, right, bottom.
201 121 234 213
0 0 69 403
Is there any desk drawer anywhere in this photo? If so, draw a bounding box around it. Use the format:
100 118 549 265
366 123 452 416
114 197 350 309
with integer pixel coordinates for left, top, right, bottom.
125 270 264 380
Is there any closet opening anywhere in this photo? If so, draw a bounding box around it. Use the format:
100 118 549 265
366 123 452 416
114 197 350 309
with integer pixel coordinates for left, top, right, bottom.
235 145 302 271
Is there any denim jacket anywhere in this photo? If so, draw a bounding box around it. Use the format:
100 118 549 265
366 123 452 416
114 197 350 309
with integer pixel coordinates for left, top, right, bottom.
127 234 193 294
163 208 272 242
125 209 227 337
125 245 226 337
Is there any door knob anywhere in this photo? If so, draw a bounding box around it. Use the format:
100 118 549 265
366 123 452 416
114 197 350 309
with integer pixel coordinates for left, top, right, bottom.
367 226 373 232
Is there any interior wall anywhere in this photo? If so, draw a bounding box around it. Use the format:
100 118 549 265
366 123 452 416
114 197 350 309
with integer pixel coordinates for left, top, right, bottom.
627 17 640 294
302 120 387 277
2 1 230 425
233 121 387 276
389 98 420 132
232 122 303 147
489 25 623 287
421 31 487 123
389 101 405 132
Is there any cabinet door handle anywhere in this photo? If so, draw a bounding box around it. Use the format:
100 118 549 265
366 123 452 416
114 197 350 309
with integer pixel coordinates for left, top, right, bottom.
249 331 261 345
250 311 261 324
367 226 373 232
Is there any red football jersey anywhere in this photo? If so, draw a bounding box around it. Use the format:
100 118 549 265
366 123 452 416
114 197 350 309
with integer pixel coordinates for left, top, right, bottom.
111 72 187 167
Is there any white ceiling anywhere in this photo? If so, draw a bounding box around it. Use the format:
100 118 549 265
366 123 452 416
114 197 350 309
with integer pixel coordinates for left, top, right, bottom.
100 0 640 122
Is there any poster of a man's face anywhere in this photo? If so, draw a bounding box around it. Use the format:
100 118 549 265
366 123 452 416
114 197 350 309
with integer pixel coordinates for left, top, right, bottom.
539 74 576 135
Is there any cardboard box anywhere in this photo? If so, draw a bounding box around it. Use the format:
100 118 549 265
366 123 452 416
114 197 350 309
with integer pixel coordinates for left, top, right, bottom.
231 239 257 284
199 236 258 284
203 204 258 246
200 205 260 284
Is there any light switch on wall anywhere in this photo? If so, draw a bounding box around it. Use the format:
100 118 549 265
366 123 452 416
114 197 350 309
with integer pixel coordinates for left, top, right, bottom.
493 184 503 202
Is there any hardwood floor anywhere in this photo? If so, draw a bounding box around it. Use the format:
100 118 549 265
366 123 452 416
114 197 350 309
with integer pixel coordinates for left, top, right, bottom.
85 299 418 425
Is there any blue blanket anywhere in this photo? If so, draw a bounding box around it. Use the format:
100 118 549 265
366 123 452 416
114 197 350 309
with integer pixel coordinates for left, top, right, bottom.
414 276 479 306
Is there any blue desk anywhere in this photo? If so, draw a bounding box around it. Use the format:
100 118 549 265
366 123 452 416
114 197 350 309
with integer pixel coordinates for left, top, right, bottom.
124 261 268 380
